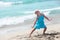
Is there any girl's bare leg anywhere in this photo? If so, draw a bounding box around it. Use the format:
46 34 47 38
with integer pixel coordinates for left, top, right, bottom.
43 27 47 34
29 28 36 37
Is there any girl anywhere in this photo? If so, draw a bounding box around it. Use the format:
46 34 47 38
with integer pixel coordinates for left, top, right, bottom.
29 10 51 37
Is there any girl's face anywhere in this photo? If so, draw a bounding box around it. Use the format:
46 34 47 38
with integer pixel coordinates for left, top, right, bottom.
35 11 40 16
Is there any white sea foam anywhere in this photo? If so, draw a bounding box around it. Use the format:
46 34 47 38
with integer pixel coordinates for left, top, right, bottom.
0 1 24 8
0 15 36 27
0 1 13 8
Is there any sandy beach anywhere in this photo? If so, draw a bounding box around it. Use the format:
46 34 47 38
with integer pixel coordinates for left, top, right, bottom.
0 13 60 40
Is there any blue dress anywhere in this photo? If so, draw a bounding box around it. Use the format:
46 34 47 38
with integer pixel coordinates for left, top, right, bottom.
34 15 46 29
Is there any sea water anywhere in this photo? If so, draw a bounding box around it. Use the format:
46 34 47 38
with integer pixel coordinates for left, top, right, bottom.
0 0 60 27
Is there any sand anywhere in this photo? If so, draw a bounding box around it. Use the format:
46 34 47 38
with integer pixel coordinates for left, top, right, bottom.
9 23 60 40
0 23 60 40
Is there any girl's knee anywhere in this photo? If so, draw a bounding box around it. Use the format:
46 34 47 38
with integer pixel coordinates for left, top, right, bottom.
44 27 47 30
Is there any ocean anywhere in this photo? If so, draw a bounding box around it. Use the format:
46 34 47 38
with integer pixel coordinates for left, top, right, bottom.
0 0 60 27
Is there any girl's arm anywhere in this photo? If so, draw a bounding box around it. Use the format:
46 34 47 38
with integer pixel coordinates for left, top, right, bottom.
32 16 38 28
43 14 51 21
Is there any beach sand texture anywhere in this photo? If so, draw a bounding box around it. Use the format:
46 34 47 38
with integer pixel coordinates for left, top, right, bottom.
8 23 60 40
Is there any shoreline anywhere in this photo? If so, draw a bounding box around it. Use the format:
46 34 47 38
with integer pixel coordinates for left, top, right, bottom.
0 22 60 40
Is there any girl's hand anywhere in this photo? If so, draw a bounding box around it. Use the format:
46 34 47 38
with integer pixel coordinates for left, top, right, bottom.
49 18 52 21
32 25 34 28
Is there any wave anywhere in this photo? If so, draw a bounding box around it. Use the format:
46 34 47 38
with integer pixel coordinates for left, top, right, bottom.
0 1 13 8
0 7 60 27
23 7 60 13
0 15 36 27
23 7 60 15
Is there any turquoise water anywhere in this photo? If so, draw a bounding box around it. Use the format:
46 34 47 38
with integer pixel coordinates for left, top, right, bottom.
0 0 60 26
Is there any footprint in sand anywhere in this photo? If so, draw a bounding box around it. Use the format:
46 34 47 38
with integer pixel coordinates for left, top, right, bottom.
9 30 60 40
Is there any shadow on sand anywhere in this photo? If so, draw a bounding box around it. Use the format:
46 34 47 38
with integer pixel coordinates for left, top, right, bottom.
9 31 60 40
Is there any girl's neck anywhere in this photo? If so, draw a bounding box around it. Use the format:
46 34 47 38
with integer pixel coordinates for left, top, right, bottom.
37 13 41 16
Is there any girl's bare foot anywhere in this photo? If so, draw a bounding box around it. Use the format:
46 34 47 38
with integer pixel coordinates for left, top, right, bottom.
29 35 31 38
43 33 46 35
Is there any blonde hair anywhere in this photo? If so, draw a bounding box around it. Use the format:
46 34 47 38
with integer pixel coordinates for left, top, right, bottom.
35 10 40 14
